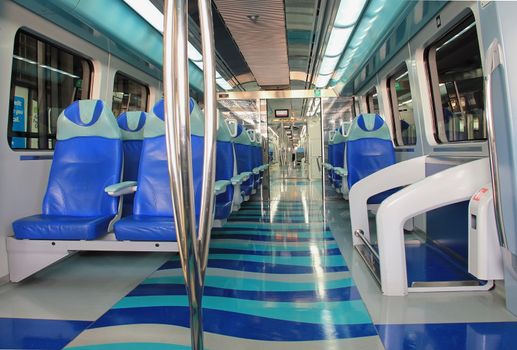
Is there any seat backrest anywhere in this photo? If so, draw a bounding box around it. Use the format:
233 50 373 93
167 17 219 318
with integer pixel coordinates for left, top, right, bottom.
233 124 254 174
133 98 204 218
117 111 146 216
43 100 122 217
332 126 347 170
346 114 395 188
117 111 146 182
216 115 235 179
215 115 235 218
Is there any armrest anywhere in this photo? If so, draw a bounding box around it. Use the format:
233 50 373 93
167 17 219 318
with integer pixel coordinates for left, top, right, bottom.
349 156 427 246
334 167 348 177
215 180 231 195
252 167 261 175
104 181 137 197
323 163 331 170
231 172 251 185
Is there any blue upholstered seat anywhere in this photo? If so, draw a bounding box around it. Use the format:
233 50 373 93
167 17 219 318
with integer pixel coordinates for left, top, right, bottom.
114 98 204 241
117 111 147 216
234 125 255 197
13 100 122 240
214 116 235 220
252 136 263 187
332 127 347 189
346 114 397 204
327 133 335 181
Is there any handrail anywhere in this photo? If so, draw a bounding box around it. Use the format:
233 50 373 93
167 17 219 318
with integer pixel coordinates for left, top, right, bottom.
197 0 217 282
485 38 507 248
163 0 217 349
316 155 322 172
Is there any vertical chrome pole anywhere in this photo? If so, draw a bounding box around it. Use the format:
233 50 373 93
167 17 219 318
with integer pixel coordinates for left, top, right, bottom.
197 0 218 280
163 0 204 349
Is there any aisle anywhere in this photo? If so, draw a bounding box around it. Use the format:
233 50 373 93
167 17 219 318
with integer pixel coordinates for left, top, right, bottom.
66 179 383 349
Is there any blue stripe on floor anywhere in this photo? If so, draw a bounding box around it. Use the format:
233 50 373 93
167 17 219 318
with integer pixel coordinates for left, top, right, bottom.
128 284 362 302
90 307 377 341
142 275 354 291
209 247 342 256
210 233 335 242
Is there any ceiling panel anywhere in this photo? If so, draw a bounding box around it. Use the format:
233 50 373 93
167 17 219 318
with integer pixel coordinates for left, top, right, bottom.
214 0 290 87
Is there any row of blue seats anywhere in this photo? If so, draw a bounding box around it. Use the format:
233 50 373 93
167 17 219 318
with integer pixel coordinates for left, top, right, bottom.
324 114 396 204
12 99 268 242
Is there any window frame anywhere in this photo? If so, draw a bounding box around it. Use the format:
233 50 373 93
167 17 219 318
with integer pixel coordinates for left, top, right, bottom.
7 29 93 151
387 64 416 146
111 71 150 117
425 12 485 144
366 86 379 114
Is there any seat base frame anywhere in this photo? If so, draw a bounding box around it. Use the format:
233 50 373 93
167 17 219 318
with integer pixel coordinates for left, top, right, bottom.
6 234 178 282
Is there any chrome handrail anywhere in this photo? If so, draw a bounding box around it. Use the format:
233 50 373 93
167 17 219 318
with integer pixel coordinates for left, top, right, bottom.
316 155 322 172
163 0 217 349
485 38 507 248
197 0 217 281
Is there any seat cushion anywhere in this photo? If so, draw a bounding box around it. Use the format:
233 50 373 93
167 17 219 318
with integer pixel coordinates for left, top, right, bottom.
114 216 176 241
13 215 113 240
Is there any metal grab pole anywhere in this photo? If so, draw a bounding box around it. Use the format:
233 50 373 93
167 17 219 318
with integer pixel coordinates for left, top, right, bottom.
197 0 218 280
484 39 507 248
163 0 204 349
163 0 218 348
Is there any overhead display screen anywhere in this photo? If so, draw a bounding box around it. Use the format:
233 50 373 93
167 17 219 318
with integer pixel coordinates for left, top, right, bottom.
275 109 289 118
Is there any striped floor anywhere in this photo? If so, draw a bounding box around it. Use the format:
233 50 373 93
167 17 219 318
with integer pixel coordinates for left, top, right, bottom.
65 191 383 348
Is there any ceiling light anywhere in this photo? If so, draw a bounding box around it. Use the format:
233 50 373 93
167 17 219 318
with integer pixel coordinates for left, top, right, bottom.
247 15 260 22
315 0 367 88
123 0 233 91
330 0 411 88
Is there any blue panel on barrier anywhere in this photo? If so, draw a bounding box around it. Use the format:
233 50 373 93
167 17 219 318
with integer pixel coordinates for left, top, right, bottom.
0 317 90 349
405 241 477 286
426 201 470 266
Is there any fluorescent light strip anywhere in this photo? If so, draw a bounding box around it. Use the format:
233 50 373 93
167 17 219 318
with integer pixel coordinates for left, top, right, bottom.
437 22 476 52
13 55 80 79
123 0 232 91
315 0 367 88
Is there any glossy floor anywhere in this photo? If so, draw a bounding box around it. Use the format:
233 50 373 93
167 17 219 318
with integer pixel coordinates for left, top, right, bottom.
66 175 384 349
2 166 517 349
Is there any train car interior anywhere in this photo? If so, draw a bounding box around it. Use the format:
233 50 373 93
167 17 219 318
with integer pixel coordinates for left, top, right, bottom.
1 0 517 349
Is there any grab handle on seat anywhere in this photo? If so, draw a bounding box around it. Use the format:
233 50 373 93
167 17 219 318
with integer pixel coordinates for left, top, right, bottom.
485 39 507 248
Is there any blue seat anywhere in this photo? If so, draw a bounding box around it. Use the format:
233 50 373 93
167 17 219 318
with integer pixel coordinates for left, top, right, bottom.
117 111 147 216
214 117 235 221
331 126 347 189
114 98 204 241
252 136 263 187
234 125 255 198
13 100 122 240
346 114 397 204
326 133 335 181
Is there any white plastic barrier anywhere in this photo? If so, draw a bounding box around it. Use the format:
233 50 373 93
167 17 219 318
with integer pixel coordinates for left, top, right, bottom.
350 157 495 296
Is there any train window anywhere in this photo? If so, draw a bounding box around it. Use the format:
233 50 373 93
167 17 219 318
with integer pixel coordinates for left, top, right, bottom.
426 13 486 143
8 30 92 150
112 72 149 117
388 65 416 146
353 96 360 116
366 87 379 114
